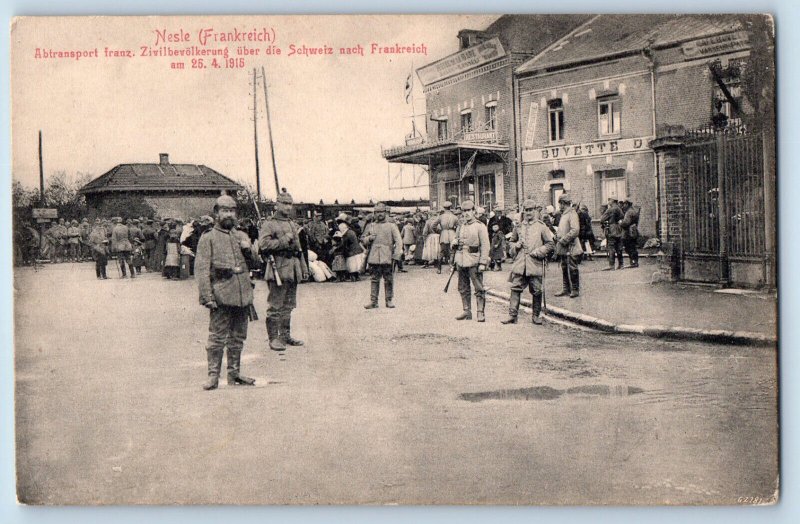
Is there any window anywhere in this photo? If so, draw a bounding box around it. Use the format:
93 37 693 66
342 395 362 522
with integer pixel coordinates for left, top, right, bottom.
445 180 460 206
485 103 497 131
436 119 448 140
713 80 742 121
548 99 565 142
476 173 496 209
598 169 626 213
597 97 621 136
460 111 473 133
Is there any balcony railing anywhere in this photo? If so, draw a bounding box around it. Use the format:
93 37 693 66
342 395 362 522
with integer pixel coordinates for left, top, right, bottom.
382 121 502 158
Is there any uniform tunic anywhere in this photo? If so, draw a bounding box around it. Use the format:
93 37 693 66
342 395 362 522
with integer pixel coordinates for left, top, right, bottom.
362 220 402 266
453 218 490 299
258 215 308 318
195 225 254 354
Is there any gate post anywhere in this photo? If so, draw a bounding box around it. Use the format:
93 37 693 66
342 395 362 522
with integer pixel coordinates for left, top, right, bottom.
716 132 730 287
650 126 687 281
762 127 776 290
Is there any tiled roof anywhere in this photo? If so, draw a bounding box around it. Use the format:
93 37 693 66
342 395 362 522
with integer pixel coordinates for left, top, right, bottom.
516 14 744 74
483 14 595 55
80 163 243 194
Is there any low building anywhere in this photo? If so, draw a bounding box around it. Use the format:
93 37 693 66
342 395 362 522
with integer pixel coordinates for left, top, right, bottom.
382 15 590 212
79 153 242 219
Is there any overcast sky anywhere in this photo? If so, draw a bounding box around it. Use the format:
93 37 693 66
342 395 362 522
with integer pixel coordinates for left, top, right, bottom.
11 14 499 203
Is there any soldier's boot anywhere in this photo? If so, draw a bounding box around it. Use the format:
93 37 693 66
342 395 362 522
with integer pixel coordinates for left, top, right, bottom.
569 269 580 298
435 258 442 275
267 317 286 351
455 295 472 320
364 280 380 309
554 268 571 297
385 278 395 308
227 349 255 386
476 296 486 323
532 292 544 325
282 315 304 346
120 262 127 278
501 291 521 324
202 348 223 390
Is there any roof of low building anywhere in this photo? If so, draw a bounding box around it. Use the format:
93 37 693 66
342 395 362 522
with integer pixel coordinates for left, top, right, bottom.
483 14 594 55
79 159 242 194
516 14 744 75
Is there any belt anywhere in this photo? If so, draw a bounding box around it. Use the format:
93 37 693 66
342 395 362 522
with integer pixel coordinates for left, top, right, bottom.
271 250 301 258
460 246 480 253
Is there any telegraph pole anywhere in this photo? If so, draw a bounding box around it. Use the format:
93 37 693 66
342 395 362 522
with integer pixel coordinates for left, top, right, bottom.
261 66 281 197
252 68 262 203
38 130 44 258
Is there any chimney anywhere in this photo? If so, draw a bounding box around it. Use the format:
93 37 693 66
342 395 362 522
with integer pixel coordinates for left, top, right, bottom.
159 153 169 165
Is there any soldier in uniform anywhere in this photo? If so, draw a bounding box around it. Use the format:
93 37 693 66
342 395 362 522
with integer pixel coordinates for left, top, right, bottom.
195 195 256 390
110 217 135 278
501 200 555 325
89 221 110 279
450 200 491 322
361 202 403 309
553 193 583 298
435 201 458 274
53 218 68 263
258 192 308 351
67 220 81 262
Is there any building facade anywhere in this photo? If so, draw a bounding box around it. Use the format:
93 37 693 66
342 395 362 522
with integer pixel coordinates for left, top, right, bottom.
514 14 751 241
383 15 590 212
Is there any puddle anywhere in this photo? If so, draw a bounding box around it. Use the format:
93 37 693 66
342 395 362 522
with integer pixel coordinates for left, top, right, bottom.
391 333 470 344
459 384 644 402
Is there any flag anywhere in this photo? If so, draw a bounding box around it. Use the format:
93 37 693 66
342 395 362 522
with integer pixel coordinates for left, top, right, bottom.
460 150 478 181
404 73 413 104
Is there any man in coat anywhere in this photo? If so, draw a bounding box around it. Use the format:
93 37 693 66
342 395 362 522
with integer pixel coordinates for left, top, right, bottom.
67 219 81 262
451 200 491 322
553 193 583 298
258 192 309 351
361 202 403 309
89 221 110 279
600 198 625 270
141 219 157 271
110 217 134 278
306 210 331 265
619 197 641 268
501 200 555 325
195 195 256 390
435 201 459 274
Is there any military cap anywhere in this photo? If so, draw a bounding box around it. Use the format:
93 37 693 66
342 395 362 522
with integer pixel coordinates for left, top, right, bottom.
442 201 452 209
214 195 237 210
82 218 89 223
335 212 350 224
276 192 294 204
374 202 388 212
132 219 140 224
558 193 572 204
461 200 475 211
522 199 540 210
71 219 78 225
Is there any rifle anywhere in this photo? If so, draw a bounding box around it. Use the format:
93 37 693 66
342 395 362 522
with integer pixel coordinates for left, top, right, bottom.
443 263 457 293
244 187 282 287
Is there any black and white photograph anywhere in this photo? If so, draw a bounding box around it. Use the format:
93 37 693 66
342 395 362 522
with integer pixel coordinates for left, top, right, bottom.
10 13 778 505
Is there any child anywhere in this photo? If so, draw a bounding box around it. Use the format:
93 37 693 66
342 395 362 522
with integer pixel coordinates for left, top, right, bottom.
489 223 506 271
131 238 145 276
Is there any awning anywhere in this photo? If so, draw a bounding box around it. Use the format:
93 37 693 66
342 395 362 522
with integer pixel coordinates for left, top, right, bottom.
382 139 509 166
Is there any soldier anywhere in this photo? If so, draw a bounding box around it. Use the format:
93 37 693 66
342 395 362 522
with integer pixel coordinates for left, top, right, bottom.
451 200 491 322
53 218 68 263
195 195 256 390
67 219 81 262
79 218 91 261
553 193 583 298
501 200 555 325
600 198 625 270
258 192 308 351
435 201 459 274
110 217 134 278
361 202 403 309
89 221 110 279
619 196 640 268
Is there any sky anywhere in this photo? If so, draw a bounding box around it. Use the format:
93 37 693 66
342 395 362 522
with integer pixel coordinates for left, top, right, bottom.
11 14 499 203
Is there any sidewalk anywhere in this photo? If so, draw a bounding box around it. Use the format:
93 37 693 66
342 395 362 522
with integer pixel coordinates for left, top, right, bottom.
480 257 777 345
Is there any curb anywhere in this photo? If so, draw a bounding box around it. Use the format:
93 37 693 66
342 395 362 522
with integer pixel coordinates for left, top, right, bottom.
485 289 776 347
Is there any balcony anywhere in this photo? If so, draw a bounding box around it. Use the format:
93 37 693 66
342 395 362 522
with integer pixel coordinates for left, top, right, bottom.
382 123 507 164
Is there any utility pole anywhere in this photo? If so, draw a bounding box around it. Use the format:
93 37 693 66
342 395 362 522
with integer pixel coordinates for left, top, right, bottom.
38 130 44 258
252 68 262 203
261 66 281 197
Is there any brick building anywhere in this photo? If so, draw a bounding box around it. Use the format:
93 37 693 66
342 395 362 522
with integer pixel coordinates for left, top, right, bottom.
514 14 748 240
79 153 243 220
382 15 590 211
